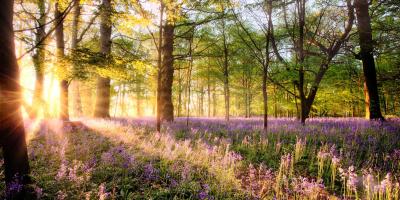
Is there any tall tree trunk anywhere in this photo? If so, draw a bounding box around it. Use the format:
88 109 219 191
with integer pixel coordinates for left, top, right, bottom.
186 34 194 126
222 25 230 121
213 83 217 117
71 0 82 117
274 86 278 118
199 84 204 116
262 70 268 130
177 67 182 117
136 81 142 117
159 22 175 122
0 0 31 195
297 0 307 124
120 84 126 116
156 3 164 131
294 83 299 119
55 1 69 121
94 0 112 118
244 76 249 118
31 0 47 118
207 65 211 117
354 0 384 120
261 0 273 130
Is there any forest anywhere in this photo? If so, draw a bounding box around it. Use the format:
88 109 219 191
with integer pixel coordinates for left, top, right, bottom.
0 0 399 199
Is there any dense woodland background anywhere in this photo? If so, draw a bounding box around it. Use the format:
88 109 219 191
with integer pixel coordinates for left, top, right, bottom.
10 0 400 123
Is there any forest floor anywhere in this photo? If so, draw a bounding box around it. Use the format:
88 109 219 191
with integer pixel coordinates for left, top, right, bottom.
1 117 400 199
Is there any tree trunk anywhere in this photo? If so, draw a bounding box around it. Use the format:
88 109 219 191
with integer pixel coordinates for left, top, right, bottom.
298 0 307 124
71 0 82 117
186 34 194 126
120 84 126 116
159 22 175 122
213 83 217 117
243 76 247 118
354 0 384 120
94 0 112 118
55 2 69 121
262 70 268 130
207 65 211 117
363 80 370 118
222 33 230 121
136 81 142 117
177 67 182 117
31 0 47 119
199 85 204 116
0 0 31 195
156 3 164 131
274 86 278 118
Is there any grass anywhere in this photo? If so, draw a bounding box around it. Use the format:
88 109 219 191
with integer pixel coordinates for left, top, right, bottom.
0 117 399 199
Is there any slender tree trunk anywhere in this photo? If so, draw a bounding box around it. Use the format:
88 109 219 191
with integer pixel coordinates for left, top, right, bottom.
199 85 204 116
113 85 121 117
355 0 384 120
297 0 307 124
274 86 278 118
71 0 82 117
242 72 248 118
55 2 69 121
222 28 230 121
213 83 217 117
136 81 142 117
0 0 31 195
294 83 299 119
120 84 126 116
94 0 112 118
262 69 268 130
207 66 211 117
155 3 165 131
31 0 47 118
382 90 387 115
177 67 182 117
248 78 252 117
186 34 194 126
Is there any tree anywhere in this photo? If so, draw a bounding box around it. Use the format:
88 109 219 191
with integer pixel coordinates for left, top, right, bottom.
55 1 69 121
70 0 83 117
217 2 231 121
233 0 274 130
94 0 112 118
30 0 47 118
0 0 31 196
159 1 176 122
270 0 354 124
354 0 384 120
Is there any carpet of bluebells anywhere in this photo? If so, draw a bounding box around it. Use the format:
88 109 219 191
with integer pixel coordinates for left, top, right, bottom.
1 117 400 199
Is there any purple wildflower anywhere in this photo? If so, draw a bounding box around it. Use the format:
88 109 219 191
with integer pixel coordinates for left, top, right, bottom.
143 163 159 181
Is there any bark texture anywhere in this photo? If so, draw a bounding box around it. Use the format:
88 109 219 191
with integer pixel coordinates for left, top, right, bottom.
159 22 175 122
0 0 31 194
354 0 384 120
55 2 69 121
31 0 47 118
71 0 83 117
94 0 112 118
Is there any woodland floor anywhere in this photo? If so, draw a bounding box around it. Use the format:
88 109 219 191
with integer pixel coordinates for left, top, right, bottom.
1 117 400 199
